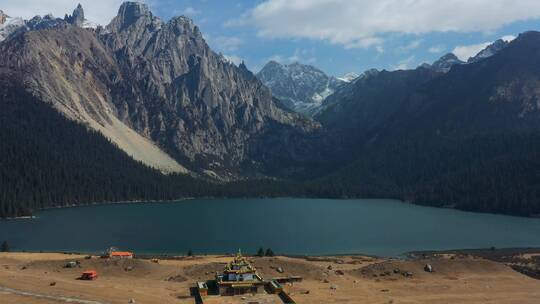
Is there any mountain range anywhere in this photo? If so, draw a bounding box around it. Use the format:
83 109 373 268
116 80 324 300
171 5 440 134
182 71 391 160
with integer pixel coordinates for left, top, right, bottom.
1 2 540 218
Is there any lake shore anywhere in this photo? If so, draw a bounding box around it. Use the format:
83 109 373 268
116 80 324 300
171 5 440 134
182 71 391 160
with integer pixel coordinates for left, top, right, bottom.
0 249 539 303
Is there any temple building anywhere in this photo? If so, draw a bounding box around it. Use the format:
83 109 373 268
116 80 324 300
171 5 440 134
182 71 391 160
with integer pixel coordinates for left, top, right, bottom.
216 250 266 295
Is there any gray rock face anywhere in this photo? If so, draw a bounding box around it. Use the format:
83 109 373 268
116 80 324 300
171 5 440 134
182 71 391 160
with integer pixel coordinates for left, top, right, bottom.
0 1 317 178
65 4 85 27
0 10 6 25
98 2 318 177
0 3 322 178
257 61 345 116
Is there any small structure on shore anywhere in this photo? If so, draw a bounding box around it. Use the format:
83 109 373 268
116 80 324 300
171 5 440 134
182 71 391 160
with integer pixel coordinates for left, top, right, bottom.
216 250 265 295
110 251 134 259
106 247 134 259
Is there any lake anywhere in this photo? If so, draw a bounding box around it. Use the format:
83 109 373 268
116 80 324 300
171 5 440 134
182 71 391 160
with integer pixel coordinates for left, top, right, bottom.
1 198 540 257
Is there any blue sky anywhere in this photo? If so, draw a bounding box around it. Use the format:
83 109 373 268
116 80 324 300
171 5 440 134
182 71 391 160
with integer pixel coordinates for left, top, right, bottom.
4 0 540 76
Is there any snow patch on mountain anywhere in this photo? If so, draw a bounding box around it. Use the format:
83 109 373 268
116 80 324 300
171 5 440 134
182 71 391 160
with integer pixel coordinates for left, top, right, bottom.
338 72 360 83
257 61 347 116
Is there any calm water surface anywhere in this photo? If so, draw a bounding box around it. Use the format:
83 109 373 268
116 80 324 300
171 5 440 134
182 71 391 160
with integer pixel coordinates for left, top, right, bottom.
1 198 540 256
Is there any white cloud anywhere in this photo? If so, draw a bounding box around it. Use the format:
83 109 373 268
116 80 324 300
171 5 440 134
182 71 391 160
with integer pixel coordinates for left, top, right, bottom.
268 49 317 65
393 56 415 71
453 35 518 61
453 42 491 61
179 7 201 16
428 45 445 54
230 0 540 50
0 0 137 26
213 36 244 52
397 39 423 52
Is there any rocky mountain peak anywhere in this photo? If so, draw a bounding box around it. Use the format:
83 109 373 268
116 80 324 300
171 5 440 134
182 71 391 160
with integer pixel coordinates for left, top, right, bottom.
0 10 7 25
429 53 464 73
65 3 85 27
468 39 509 63
114 1 154 29
168 15 201 38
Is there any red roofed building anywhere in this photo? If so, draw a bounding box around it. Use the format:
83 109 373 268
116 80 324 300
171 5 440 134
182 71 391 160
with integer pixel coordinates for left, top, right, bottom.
109 251 134 259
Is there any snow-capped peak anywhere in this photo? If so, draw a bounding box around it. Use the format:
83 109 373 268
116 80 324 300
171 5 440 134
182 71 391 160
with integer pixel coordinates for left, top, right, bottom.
467 39 509 63
338 72 360 83
429 53 464 73
0 5 100 43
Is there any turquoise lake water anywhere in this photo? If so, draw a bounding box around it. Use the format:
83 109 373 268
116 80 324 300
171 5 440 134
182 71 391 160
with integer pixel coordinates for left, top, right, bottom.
1 198 540 256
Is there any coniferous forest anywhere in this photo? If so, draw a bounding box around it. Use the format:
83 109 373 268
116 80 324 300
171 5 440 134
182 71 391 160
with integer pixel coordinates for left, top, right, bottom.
2 84 540 218
0 85 213 218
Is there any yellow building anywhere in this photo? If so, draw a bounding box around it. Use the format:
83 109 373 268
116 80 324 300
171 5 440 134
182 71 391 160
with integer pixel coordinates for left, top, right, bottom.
216 250 265 296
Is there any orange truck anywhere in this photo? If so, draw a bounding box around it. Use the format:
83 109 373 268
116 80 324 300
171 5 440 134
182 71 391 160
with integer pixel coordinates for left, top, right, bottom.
81 270 98 280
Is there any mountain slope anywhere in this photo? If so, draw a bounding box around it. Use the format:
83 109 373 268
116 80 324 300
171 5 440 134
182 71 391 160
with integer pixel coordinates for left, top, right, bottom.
317 67 440 143
0 2 317 178
0 24 187 173
0 81 209 218
315 31 540 216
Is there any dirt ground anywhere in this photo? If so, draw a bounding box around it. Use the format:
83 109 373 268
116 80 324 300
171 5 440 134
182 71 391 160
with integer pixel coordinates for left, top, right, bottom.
1 252 540 303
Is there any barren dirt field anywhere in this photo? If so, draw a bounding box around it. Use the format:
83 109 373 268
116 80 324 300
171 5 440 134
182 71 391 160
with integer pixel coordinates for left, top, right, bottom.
1 252 539 303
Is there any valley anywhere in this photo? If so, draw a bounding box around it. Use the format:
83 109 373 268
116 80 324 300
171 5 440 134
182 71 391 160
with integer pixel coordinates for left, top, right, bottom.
1 3 540 218
2 1 540 303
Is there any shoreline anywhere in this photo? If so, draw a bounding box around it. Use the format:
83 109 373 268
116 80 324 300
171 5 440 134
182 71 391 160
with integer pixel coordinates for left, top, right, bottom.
4 246 540 260
5 196 538 221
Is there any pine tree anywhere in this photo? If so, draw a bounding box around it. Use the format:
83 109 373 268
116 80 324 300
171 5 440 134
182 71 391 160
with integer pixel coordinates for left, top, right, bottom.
265 248 274 257
187 249 193 257
257 247 264 257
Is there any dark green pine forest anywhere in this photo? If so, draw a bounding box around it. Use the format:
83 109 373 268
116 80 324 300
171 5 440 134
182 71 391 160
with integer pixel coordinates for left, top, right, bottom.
2 81 540 218
0 84 211 218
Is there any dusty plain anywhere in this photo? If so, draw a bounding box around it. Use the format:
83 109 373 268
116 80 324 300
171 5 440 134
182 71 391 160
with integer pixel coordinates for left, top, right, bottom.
1 250 540 304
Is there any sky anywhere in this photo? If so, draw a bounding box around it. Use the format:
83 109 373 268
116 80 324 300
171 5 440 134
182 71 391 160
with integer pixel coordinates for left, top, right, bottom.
3 0 540 77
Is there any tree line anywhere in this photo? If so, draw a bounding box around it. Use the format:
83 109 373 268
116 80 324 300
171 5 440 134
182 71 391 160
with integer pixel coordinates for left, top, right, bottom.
2 84 540 219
